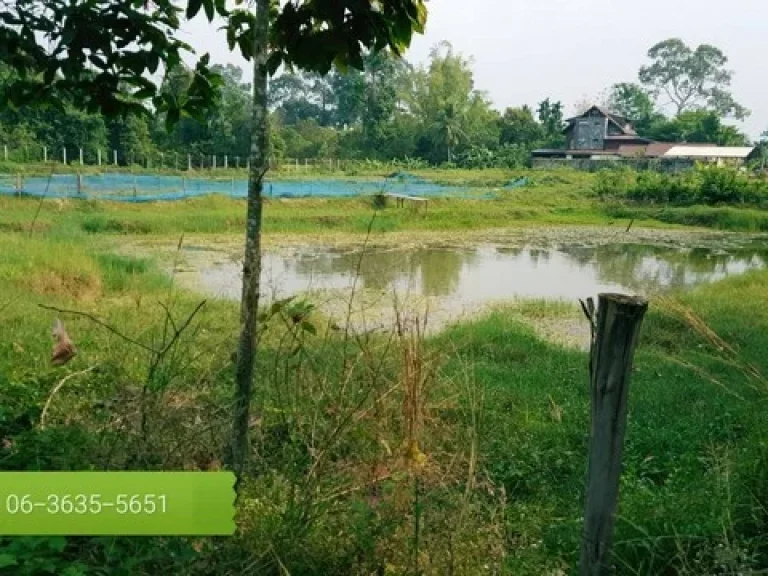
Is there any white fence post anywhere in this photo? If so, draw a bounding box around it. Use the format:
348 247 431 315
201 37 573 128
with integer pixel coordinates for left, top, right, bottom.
188 154 192 171
63 148 67 165
224 155 228 169
212 155 217 169
97 149 102 166
113 149 118 165
79 148 84 166
3 145 7 162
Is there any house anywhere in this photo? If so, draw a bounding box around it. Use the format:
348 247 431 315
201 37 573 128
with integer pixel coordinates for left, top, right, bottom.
531 105 756 167
532 106 651 161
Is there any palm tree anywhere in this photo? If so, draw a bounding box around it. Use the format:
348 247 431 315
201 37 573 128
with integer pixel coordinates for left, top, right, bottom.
428 102 465 162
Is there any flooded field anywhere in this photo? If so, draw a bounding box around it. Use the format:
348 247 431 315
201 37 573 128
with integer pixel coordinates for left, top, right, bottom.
163 227 768 336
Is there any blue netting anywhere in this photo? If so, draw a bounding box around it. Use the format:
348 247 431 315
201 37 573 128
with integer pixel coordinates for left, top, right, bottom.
0 172 492 202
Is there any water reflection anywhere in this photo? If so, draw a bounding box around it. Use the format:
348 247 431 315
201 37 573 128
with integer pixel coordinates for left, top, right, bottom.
187 242 768 304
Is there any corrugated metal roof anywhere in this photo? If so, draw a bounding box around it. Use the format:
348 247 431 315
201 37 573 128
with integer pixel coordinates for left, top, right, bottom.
663 146 755 159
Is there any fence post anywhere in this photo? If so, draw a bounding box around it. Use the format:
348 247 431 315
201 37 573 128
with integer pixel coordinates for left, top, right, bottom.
579 293 648 576
246 158 250 171
114 149 118 166
15 174 22 196
97 149 102 166
224 155 228 169
187 154 191 171
212 155 216 170
200 154 204 170
79 148 84 166
236 156 240 169
76 172 83 195
63 148 67 165
43 146 47 163
3 145 7 162
295 158 299 171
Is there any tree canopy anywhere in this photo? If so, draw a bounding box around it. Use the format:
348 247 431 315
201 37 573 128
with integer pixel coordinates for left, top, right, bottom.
638 38 749 119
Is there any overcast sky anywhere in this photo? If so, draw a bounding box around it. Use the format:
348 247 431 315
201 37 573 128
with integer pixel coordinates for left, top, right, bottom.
183 0 768 139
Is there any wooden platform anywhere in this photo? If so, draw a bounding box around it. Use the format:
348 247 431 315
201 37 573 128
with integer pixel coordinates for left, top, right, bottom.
385 192 429 211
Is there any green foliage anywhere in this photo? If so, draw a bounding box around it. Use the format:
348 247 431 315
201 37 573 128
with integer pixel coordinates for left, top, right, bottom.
638 38 749 119
597 165 768 206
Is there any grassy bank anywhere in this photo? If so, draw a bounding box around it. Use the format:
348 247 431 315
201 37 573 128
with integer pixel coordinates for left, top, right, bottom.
1 218 768 573
4 165 768 235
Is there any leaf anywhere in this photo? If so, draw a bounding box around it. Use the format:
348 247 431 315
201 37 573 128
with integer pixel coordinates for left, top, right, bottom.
203 0 214 21
0 554 16 568
186 0 203 19
300 321 317 335
47 536 67 553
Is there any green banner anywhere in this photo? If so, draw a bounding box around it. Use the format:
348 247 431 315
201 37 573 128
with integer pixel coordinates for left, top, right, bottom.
0 472 235 535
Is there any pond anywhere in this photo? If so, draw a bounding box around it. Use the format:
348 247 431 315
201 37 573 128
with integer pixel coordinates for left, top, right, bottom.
172 237 768 333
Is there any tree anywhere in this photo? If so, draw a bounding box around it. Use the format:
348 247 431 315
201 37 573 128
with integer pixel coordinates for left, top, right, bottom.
646 110 750 146
7 0 428 485
499 106 544 146
606 83 663 135
638 39 749 119
537 98 565 147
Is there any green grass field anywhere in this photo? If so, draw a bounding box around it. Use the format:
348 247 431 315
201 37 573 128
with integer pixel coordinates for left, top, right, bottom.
2 169 768 573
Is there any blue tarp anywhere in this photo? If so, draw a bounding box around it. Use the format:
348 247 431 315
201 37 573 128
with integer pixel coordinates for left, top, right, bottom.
0 172 483 202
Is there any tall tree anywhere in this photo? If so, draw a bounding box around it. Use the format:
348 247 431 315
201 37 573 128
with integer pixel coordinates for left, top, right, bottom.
638 39 749 119
7 0 428 484
606 82 663 134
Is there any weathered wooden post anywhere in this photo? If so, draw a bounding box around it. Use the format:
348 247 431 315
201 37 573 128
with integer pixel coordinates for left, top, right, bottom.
579 293 648 576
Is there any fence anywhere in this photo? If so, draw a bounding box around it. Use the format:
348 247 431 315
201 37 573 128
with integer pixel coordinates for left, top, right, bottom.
0 144 408 173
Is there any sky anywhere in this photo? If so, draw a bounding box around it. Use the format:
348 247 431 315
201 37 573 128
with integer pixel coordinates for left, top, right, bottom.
183 0 768 140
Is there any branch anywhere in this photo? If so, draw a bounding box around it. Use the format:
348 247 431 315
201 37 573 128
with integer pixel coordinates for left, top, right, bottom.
38 304 158 354
40 365 99 429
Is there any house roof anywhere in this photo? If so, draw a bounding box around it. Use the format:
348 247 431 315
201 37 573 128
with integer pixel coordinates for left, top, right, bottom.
663 145 756 159
564 105 637 136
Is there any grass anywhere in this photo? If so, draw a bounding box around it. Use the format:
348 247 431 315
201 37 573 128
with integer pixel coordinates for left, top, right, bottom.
2 169 768 573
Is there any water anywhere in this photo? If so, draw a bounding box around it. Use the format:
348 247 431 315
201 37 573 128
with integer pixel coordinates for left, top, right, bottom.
176 242 767 311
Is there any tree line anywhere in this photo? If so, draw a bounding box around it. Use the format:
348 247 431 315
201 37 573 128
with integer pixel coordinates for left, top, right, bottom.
0 38 760 169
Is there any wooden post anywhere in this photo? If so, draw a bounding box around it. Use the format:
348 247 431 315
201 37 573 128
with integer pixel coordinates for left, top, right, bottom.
188 154 192 171
113 149 118 166
200 154 204 170
79 148 84 166
579 293 648 576
224 155 228 169
212 155 217 169
3 145 7 162
236 156 240 169
43 146 47 163
97 149 102 166
63 148 67 165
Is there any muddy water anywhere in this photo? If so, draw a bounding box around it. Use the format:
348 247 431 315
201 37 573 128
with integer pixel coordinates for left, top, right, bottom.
173 239 768 334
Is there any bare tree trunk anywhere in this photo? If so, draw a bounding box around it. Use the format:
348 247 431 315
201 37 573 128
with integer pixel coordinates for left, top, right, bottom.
230 0 270 485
